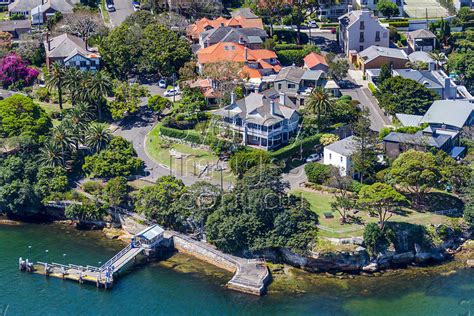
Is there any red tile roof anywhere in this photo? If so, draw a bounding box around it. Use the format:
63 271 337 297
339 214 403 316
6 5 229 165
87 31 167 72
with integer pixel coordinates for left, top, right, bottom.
303 52 328 69
186 16 264 40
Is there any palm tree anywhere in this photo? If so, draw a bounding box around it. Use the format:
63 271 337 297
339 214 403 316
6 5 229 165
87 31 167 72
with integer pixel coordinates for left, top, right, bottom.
85 122 112 153
429 51 447 70
305 87 334 132
64 103 93 149
50 124 75 164
63 67 84 106
45 63 66 110
84 71 113 120
38 140 64 167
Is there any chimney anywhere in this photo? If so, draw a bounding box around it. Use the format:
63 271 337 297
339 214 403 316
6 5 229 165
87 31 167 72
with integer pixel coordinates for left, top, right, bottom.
254 86 259 94
244 47 248 62
239 36 245 45
230 91 236 104
428 61 436 71
347 4 353 12
270 99 276 115
444 77 452 99
279 92 285 106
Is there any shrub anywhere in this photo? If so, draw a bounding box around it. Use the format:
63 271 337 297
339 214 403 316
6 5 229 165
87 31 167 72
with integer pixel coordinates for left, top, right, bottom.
320 133 339 146
273 29 308 44
229 149 271 176
368 82 377 94
304 163 332 184
82 181 103 195
159 125 204 144
388 21 409 28
274 44 305 51
270 134 322 161
363 223 389 255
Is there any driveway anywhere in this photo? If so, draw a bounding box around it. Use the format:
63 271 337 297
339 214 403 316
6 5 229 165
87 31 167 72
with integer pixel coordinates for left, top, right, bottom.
109 0 134 27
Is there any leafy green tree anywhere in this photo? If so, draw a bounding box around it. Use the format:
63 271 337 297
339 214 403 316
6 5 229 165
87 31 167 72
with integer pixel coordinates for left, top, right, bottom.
388 150 441 207
447 51 474 93
64 202 107 222
328 59 349 81
329 171 357 224
359 182 408 229
83 70 113 120
45 63 65 110
82 137 143 178
352 109 378 184
108 81 148 119
286 0 320 44
100 19 191 79
0 95 51 138
376 0 400 19
250 0 285 37
102 176 130 210
378 64 392 83
463 177 473 229
148 95 171 115
304 163 332 184
375 76 439 115
363 222 389 255
34 166 68 199
229 149 271 177
320 133 340 146
305 87 334 132
435 151 472 194
134 176 185 226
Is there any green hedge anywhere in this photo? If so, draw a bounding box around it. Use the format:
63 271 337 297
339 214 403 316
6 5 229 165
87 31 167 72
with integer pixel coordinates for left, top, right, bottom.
388 21 409 28
274 44 305 51
272 29 309 44
159 126 204 144
368 82 377 94
270 134 322 160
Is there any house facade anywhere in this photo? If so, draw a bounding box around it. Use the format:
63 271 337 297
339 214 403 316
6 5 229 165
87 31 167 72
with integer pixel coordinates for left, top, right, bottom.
44 33 100 71
217 92 300 150
323 135 358 177
318 0 351 19
338 10 389 56
8 0 43 16
407 29 436 53
357 46 408 72
0 20 31 38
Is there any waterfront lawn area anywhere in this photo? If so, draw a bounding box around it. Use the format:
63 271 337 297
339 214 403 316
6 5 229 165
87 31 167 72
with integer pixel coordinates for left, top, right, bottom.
293 188 455 239
0 11 7 20
146 124 234 183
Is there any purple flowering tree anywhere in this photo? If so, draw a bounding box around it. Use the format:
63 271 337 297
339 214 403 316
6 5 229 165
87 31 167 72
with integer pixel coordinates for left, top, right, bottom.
0 53 39 88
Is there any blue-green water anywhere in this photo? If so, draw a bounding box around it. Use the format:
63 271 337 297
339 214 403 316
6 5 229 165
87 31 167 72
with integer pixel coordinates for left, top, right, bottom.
1 223 473 316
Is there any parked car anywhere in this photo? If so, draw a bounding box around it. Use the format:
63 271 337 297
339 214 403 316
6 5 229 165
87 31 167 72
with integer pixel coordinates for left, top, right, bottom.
158 79 167 88
306 153 321 163
132 0 140 10
307 20 318 28
106 1 115 11
164 88 180 97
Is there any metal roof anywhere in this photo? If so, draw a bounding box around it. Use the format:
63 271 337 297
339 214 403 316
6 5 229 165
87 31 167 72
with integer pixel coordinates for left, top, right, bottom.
324 135 358 157
420 100 474 128
395 113 423 127
359 46 408 64
137 225 164 241
383 131 451 148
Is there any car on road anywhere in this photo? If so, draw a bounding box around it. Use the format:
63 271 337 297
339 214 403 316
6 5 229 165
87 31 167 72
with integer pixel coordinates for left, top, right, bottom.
106 0 115 11
132 0 140 10
164 88 180 97
306 153 321 163
307 20 318 28
158 79 167 88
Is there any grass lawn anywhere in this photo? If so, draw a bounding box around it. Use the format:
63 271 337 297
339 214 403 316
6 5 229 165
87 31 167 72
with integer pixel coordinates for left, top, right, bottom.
0 11 7 20
292 188 455 239
146 124 234 184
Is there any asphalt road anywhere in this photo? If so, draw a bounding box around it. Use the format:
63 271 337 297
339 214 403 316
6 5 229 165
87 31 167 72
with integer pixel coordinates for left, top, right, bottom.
108 0 134 27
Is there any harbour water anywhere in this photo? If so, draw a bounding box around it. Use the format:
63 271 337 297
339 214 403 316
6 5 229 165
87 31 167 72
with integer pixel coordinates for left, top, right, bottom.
0 223 473 316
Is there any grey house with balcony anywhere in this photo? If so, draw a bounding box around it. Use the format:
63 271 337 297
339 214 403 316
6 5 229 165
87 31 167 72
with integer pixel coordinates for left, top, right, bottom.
267 66 326 106
217 92 300 150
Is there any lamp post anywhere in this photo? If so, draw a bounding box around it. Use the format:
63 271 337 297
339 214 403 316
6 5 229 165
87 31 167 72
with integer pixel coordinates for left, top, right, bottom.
63 253 67 265
28 245 32 260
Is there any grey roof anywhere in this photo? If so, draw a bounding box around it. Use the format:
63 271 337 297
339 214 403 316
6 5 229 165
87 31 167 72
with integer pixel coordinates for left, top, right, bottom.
231 7 259 19
420 100 474 128
366 69 381 77
9 0 42 12
395 113 423 127
200 27 267 46
393 69 443 89
359 46 408 63
218 92 298 126
383 131 451 148
301 70 323 81
408 51 435 64
137 225 164 241
408 29 436 39
325 135 358 156
0 19 31 33
44 33 88 58
261 88 297 108
338 10 363 27
274 66 306 84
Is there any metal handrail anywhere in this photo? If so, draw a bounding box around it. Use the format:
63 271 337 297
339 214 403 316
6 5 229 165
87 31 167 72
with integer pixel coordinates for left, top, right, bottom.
100 244 132 270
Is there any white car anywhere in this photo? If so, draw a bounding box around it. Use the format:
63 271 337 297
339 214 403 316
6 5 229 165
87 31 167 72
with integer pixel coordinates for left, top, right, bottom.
132 1 140 10
106 3 115 11
164 88 180 97
307 20 318 28
306 153 321 163
158 79 167 88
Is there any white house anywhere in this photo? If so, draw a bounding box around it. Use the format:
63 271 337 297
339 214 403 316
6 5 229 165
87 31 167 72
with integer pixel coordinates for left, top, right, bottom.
216 92 300 150
338 9 389 56
323 136 358 176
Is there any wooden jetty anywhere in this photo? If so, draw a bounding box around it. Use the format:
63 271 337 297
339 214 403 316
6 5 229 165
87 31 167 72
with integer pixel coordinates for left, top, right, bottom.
19 225 164 289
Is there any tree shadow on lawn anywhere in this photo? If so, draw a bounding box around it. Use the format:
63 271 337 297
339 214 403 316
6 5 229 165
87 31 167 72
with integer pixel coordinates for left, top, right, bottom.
405 192 464 217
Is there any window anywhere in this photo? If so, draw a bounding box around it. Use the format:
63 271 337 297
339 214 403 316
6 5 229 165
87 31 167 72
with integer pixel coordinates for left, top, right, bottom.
360 21 365 30
288 83 296 89
359 45 364 51
359 32 364 42
278 83 282 90
375 31 380 42
80 61 86 68
329 153 332 160
340 156 343 162
90 61 96 67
